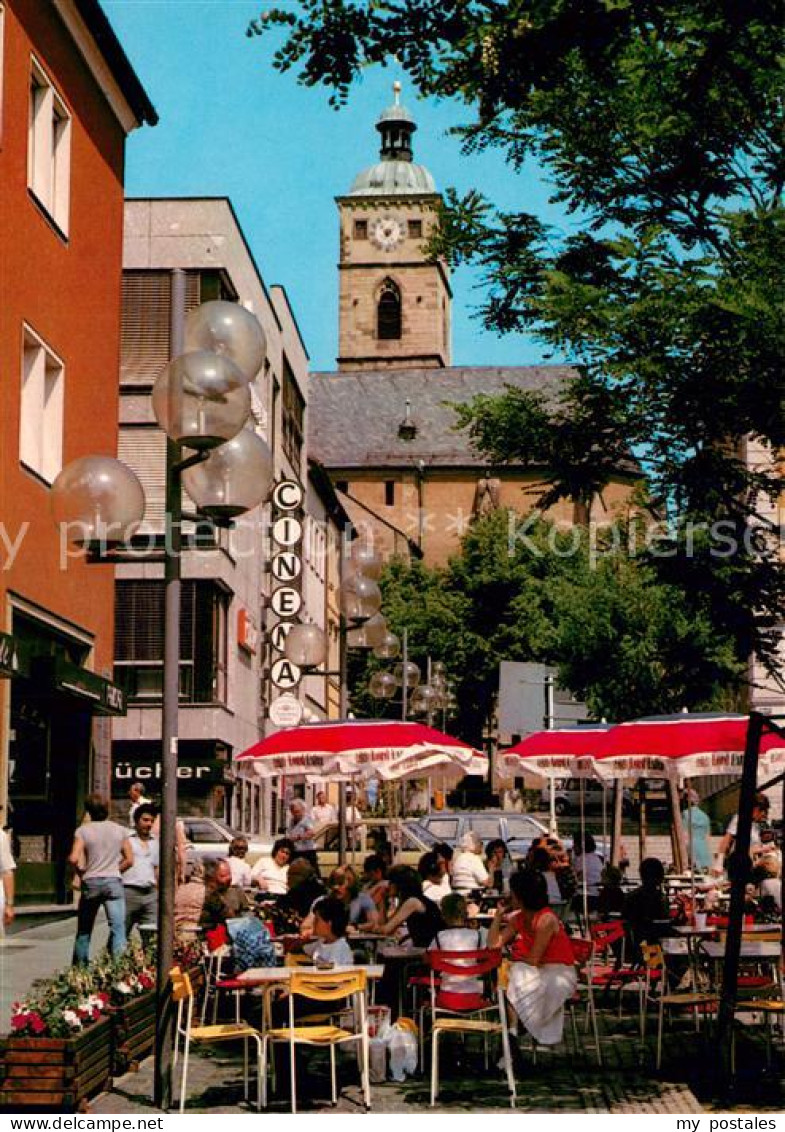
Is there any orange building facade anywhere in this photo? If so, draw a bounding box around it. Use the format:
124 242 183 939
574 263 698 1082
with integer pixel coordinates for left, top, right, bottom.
0 0 155 903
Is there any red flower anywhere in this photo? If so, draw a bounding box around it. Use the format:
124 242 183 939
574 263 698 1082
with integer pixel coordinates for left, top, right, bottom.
30 1014 46 1035
139 972 154 989
11 1014 28 1032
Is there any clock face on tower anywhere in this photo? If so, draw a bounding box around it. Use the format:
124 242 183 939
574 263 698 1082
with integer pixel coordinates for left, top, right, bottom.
369 215 406 251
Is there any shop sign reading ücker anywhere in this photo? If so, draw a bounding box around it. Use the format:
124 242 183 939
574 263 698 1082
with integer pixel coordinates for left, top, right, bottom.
267 480 305 716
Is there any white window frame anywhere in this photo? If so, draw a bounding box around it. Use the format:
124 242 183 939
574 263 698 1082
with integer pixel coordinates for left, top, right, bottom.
28 55 71 235
20 324 65 484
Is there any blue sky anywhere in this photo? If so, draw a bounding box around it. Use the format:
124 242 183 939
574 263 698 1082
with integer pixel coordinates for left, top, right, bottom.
105 0 567 371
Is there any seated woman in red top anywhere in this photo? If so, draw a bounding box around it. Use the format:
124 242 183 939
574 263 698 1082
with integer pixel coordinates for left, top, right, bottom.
488 868 577 1046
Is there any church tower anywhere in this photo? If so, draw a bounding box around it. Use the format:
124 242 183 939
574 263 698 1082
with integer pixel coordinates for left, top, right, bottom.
336 84 452 370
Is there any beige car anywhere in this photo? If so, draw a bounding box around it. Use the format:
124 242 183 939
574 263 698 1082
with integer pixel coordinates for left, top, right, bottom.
310 818 432 873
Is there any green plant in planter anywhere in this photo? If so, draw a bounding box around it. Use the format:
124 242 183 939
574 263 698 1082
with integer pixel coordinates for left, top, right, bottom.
10 942 157 1038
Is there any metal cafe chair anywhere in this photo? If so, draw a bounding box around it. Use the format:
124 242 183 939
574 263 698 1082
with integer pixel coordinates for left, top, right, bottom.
171 966 263 1114
425 948 516 1108
260 968 371 1113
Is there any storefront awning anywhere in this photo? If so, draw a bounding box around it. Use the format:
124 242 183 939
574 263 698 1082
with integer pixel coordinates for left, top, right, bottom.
32 656 126 715
0 632 18 678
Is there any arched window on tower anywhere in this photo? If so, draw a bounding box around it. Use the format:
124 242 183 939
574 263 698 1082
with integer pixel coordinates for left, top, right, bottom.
377 279 402 340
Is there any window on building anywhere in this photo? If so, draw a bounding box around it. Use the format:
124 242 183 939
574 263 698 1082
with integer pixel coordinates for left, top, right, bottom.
282 360 305 471
28 57 71 234
384 480 395 507
20 326 64 483
377 279 402 340
121 270 237 386
409 219 423 239
114 580 229 705
354 219 368 239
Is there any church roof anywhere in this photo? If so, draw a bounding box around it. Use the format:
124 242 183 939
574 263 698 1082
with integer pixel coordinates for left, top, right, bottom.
308 365 576 469
348 161 436 196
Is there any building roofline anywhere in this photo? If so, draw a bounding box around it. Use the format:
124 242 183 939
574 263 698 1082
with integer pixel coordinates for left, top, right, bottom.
71 0 158 125
270 285 310 363
307 458 353 531
125 196 284 337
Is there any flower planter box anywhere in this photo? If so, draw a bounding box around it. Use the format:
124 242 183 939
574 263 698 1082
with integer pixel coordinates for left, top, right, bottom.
0 1015 112 1112
110 967 203 1076
110 991 156 1075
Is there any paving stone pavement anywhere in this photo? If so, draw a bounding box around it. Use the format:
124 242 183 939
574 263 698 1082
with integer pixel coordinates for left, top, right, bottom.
90 1010 782 1116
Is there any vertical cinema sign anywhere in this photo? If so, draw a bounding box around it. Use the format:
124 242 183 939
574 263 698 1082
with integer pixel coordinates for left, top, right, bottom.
267 480 305 707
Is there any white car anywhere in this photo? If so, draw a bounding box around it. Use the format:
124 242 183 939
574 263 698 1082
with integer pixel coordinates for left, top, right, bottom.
181 816 271 865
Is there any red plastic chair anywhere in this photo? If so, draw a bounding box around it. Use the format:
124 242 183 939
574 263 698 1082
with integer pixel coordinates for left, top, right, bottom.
589 921 642 1013
568 937 603 1064
423 948 516 1107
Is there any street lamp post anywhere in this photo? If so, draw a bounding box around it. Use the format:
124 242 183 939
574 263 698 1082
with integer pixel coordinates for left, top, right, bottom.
50 285 273 1110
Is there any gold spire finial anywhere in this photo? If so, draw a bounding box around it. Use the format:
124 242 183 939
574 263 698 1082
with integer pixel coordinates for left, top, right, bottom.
393 80 402 104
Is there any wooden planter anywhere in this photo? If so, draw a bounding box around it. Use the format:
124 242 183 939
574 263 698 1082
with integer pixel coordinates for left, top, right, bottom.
0 1015 112 1112
110 991 156 1075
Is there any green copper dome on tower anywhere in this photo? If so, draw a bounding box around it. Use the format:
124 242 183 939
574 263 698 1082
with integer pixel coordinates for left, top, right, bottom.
348 82 437 196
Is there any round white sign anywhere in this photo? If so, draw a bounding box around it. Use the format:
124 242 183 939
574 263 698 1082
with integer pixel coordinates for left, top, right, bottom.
272 480 304 512
272 552 302 583
272 515 303 548
270 621 294 653
270 656 302 690
269 694 304 728
270 586 302 618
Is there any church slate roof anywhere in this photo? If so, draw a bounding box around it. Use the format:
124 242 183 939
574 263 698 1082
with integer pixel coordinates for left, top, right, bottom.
308 365 575 469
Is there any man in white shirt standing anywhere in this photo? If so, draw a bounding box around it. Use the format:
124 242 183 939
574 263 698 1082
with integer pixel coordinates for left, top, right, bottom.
310 790 337 828
0 824 16 936
123 804 159 938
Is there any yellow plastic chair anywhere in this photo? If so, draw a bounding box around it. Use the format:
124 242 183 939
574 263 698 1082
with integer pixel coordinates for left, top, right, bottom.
171 966 263 1113
260 968 371 1113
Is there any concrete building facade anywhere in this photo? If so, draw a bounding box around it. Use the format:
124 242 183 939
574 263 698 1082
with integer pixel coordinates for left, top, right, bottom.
114 197 313 838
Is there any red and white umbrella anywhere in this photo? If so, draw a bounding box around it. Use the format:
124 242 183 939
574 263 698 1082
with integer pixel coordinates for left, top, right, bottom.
499 725 612 839
499 724 612 781
589 713 785 781
236 718 487 782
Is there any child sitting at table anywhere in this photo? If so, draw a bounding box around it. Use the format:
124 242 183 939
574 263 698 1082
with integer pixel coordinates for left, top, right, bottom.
428 893 486 1003
304 896 355 967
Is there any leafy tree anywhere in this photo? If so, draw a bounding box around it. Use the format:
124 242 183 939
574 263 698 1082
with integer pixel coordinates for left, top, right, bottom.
250 0 785 695
350 511 744 741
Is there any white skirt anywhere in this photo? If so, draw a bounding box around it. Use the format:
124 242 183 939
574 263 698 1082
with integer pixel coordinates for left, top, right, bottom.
506 961 577 1045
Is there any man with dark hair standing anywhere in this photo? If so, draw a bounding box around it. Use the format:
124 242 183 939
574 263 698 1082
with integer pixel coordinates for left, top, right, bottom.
69 794 133 964
123 803 159 939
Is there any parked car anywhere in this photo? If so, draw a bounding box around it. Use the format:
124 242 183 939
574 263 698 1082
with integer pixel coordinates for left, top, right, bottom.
413 810 563 861
311 818 433 871
181 816 271 865
540 779 635 818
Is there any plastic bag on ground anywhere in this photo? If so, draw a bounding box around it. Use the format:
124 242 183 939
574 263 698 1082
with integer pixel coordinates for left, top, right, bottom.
388 1018 418 1081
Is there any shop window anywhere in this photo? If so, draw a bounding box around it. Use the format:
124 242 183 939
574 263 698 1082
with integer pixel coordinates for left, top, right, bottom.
114 580 229 705
377 279 401 340
20 325 64 483
28 56 71 234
